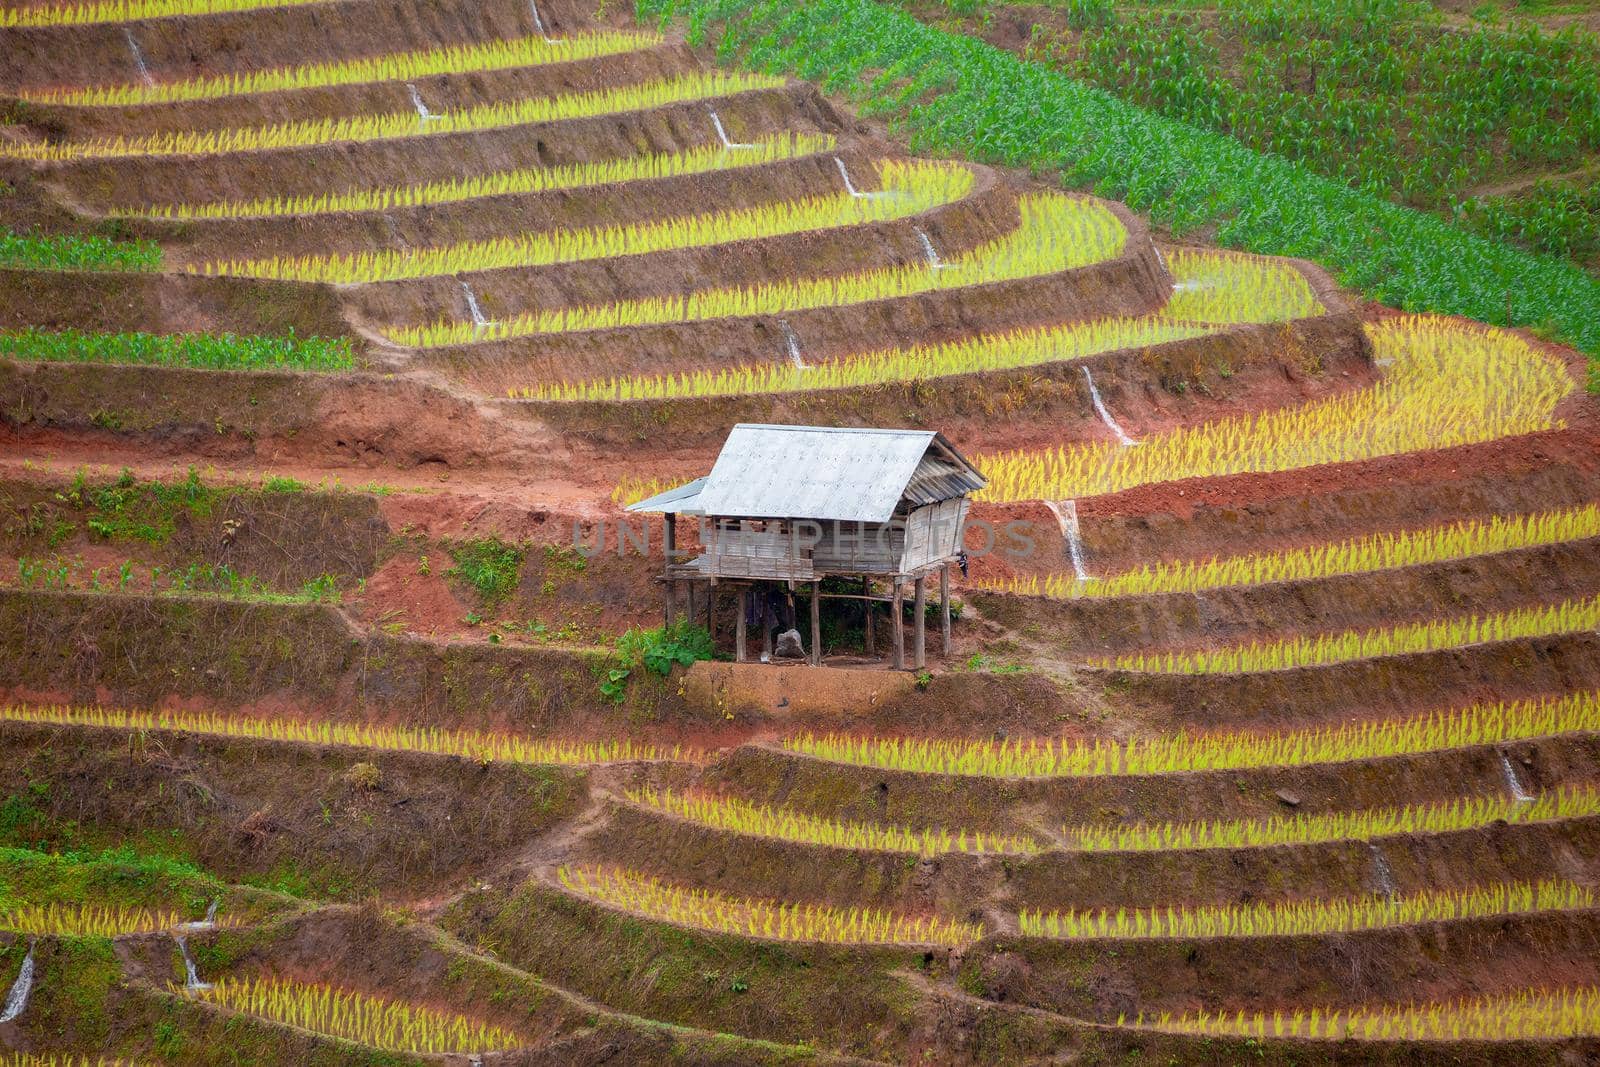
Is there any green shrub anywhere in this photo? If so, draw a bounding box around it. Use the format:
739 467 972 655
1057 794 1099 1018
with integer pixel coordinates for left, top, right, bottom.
447 537 524 605
602 620 714 702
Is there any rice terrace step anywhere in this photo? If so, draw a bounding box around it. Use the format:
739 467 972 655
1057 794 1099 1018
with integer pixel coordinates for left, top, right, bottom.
1 0 1599 1061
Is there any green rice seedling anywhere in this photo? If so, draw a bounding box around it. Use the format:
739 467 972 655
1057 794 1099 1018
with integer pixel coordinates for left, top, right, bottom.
23 32 661 106
557 864 982 947
0 0 326 25
0 902 226 936
0 230 161 272
0 72 783 160
780 691 1600 778
0 327 354 370
1159 248 1323 323
627 786 1039 856
198 159 973 282
184 976 518 1054
611 475 693 507
0 703 695 766
520 315 1212 401
391 191 1125 347
1093 594 1600 675
1066 785 1600 852
1019 880 1592 940
986 504 1600 600
1140 986 1600 1041
119 132 835 220
975 316 1573 502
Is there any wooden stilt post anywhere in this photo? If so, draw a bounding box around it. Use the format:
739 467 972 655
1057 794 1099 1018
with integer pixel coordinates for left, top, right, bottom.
735 587 747 663
862 576 875 655
663 514 677 627
810 579 822 667
891 579 905 671
913 575 926 670
940 563 951 656
762 600 773 662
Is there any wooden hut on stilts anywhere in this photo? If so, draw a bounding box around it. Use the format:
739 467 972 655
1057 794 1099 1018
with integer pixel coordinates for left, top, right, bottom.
627 424 986 670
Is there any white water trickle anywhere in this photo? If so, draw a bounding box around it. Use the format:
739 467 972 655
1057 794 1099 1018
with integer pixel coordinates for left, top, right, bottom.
0 943 35 1024
834 157 890 200
529 0 563 43
174 935 211 991
406 83 438 123
124 29 155 87
1369 843 1397 898
178 899 220 932
460 280 491 332
1499 750 1534 803
1082 366 1137 447
1043 500 1092 583
708 109 757 150
914 227 956 271
778 320 808 370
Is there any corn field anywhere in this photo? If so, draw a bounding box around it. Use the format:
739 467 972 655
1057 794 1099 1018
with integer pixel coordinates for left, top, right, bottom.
1142 986 1600 1042
1159 249 1323 323
21 32 661 106
556 865 982 947
1094 594 1600 675
0 703 692 766
780 691 1600 778
0 72 784 160
1065 785 1600 853
392 191 1125 347
0 0 322 26
989 504 1600 600
1018 880 1592 940
976 316 1572 502
626 786 1039 856
1 902 197 937
183 976 518 1054
121 132 835 220
198 159 973 282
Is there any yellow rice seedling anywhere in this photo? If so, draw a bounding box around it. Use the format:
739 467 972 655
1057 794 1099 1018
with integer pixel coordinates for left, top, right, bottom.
1159 248 1324 323
1066 784 1600 852
0 902 194 937
0 703 693 766
20 33 661 106
779 691 1600 778
185 976 518 1054
611 474 693 507
519 316 1212 401
974 315 1573 502
1093 593 1600 674
392 191 1126 347
557 865 982 947
1140 986 1600 1041
0 0 324 27
121 132 836 220
627 786 1039 856
199 159 973 282
988 504 1600 600
0 71 783 160
1018 879 1592 940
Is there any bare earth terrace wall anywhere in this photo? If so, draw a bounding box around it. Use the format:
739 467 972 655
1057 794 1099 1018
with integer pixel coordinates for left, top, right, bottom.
0 0 606 88
504 299 1367 447
37 83 839 210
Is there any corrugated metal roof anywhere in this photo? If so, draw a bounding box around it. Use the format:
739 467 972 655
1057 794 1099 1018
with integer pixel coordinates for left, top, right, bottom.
684 424 984 523
626 476 707 514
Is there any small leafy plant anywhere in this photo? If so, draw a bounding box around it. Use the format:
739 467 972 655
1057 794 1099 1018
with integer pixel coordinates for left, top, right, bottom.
601 620 713 703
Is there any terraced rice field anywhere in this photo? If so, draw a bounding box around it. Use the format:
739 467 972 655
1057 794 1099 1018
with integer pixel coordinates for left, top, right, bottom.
1 0 1598 1061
